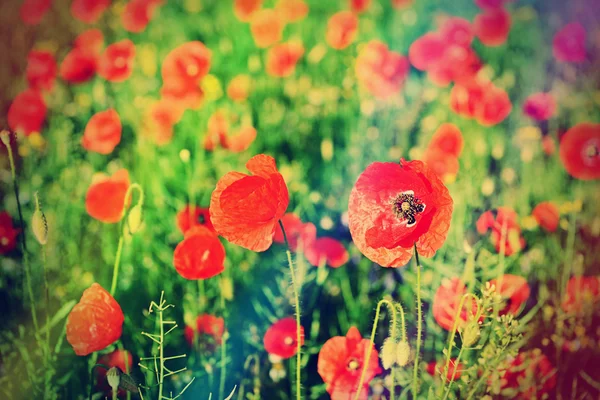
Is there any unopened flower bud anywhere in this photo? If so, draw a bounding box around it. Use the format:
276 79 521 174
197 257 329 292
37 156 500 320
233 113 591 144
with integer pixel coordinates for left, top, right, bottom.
0 130 10 146
32 193 48 245
127 204 143 234
395 340 411 367
380 338 397 369
461 322 480 347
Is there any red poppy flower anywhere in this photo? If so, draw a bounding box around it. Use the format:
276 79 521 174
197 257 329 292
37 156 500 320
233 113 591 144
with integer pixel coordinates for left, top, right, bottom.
225 126 257 153
317 326 382 399
98 40 136 83
558 122 600 180
326 11 359 50
59 49 97 84
273 213 312 251
542 136 556 156
275 0 308 23
426 358 463 381
7 89 47 136
173 226 225 280
122 0 163 33
227 74 251 102
500 351 556 399
234 0 262 22
474 0 507 9
0 212 19 255
473 8 511 47
75 29 105 55
210 154 289 252
250 9 284 48
391 0 413 9
561 276 600 314
450 79 488 119
66 283 124 356
81 109 122 154
440 17 473 48
85 169 130 223
432 277 477 331
487 274 530 315
141 98 185 145
304 237 349 268
553 22 586 63
428 123 464 157
184 314 225 346
266 41 304 77
176 205 214 235
475 85 512 126
350 0 371 13
355 40 410 98
96 350 133 394
19 0 52 25
427 45 482 87
71 0 111 24
203 109 229 151
531 202 559 232
409 33 446 71
264 317 305 359
476 207 525 256
422 148 459 182
26 50 57 92
348 159 453 267
522 92 556 121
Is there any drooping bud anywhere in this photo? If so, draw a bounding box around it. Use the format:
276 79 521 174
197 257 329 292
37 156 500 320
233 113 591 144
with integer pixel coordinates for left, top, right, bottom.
32 192 48 245
461 321 481 348
127 204 143 234
380 338 397 369
395 340 411 367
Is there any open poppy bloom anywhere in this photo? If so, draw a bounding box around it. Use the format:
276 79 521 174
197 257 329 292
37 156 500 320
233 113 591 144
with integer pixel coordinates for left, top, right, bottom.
522 92 556 121
227 74 252 102
176 205 214 235
558 122 600 180
317 326 382 399
350 0 371 13
355 41 410 98
26 50 57 92
264 317 305 359
432 277 478 331
266 41 304 77
473 8 511 47
326 11 359 50
234 0 262 22
122 0 164 33
531 202 560 232
275 0 308 23
426 358 463 381
553 22 586 63
66 283 124 356
173 226 225 280
476 207 525 256
96 350 134 394
427 45 482 87
8 89 47 136
561 276 600 314
250 9 284 48
82 109 122 154
98 40 136 82
71 0 111 24
440 17 473 48
499 350 556 399
184 314 225 347
304 237 349 268
85 169 130 223
141 98 185 145
0 212 19 255
210 154 289 252
348 159 453 267
476 85 512 126
487 274 530 315
75 29 105 55
450 79 487 119
428 123 464 157
409 33 446 71
59 39 99 85
19 0 52 25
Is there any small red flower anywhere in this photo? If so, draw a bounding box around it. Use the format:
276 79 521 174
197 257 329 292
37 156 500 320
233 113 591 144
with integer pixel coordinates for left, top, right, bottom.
184 314 225 346
522 92 556 121
66 283 124 356
225 126 258 153
348 159 453 267
141 98 185 145
432 277 477 331
273 213 312 251
304 237 349 268
173 226 225 280
476 207 525 256
450 79 487 119
210 154 289 252
542 136 556 156
264 317 305 359
0 212 19 255
422 148 459 182
428 123 464 157
473 8 511 47
427 45 482 87
440 17 473 48
266 41 304 77
408 33 446 71
59 49 98 84
487 274 530 315
122 0 163 33
250 9 284 48
558 122 600 180
326 11 359 50
317 326 382 400
426 358 463 381
234 0 262 22
176 205 214 235
26 50 57 92
71 0 111 24
19 0 52 25
96 350 134 394
82 109 122 154
553 22 586 63
75 29 105 55
350 0 371 14
500 351 556 399
531 202 560 232
355 40 410 98
275 0 308 23
98 40 136 82
85 169 130 223
476 85 512 126
227 74 251 102
561 276 600 314
7 89 47 136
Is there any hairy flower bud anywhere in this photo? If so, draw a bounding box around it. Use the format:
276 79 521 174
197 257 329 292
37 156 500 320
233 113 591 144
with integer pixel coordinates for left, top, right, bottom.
32 193 48 245
395 340 411 367
380 338 397 369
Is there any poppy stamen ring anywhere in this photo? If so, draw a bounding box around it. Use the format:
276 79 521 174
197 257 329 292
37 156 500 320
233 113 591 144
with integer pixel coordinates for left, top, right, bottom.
391 190 426 227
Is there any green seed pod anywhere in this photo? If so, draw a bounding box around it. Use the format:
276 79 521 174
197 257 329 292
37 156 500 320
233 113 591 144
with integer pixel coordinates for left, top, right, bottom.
461 321 481 348
395 340 411 367
380 337 397 370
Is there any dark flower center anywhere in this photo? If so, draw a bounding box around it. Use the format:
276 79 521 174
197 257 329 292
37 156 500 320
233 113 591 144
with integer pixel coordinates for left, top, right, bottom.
347 358 360 371
584 142 599 163
392 191 425 227
198 213 206 224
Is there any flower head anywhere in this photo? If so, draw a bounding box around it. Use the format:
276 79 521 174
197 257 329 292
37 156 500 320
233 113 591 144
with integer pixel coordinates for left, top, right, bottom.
355 40 410 98
561 276 600 314
487 274 530 315
71 0 111 24
20 0 52 25
234 0 262 22
476 207 525 256
266 41 304 77
184 314 225 347
275 0 308 23
173 226 225 280
531 202 560 232
98 40 136 82
26 50 57 92
553 23 586 63
432 277 477 331
82 109 122 154
473 8 511 47
264 317 305 359
559 122 600 180
8 89 47 136
176 205 214 235
85 169 130 223
304 237 349 268
326 11 359 50
522 92 556 121
250 9 284 48
0 212 19 255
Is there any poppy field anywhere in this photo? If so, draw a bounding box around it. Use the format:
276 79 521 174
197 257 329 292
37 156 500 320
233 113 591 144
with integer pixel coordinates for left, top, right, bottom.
1 0 600 399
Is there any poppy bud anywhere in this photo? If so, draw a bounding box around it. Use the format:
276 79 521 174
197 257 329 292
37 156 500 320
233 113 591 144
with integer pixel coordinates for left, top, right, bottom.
0 130 10 146
461 322 480 347
32 193 48 245
106 367 121 391
395 340 411 367
127 204 143 234
269 362 286 382
380 338 397 369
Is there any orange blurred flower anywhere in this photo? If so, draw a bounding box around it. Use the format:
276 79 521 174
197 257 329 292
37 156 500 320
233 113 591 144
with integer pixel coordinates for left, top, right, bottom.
250 9 285 48
355 40 410 98
326 11 358 50
85 169 130 223
266 41 304 77
82 109 122 154
98 40 136 82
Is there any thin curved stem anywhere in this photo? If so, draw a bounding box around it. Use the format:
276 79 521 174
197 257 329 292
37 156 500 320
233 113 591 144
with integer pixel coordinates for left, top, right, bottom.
396 304 407 341
412 243 422 399
442 346 464 400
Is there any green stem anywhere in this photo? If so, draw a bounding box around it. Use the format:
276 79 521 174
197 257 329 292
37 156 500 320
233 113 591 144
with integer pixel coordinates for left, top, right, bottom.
110 236 124 297
42 247 52 399
219 281 227 400
412 243 422 399
442 346 464 400
158 295 165 400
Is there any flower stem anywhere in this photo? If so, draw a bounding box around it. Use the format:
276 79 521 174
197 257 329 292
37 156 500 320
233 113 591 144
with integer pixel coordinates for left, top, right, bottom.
219 281 227 400
412 243 423 399
158 294 165 400
442 346 464 400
